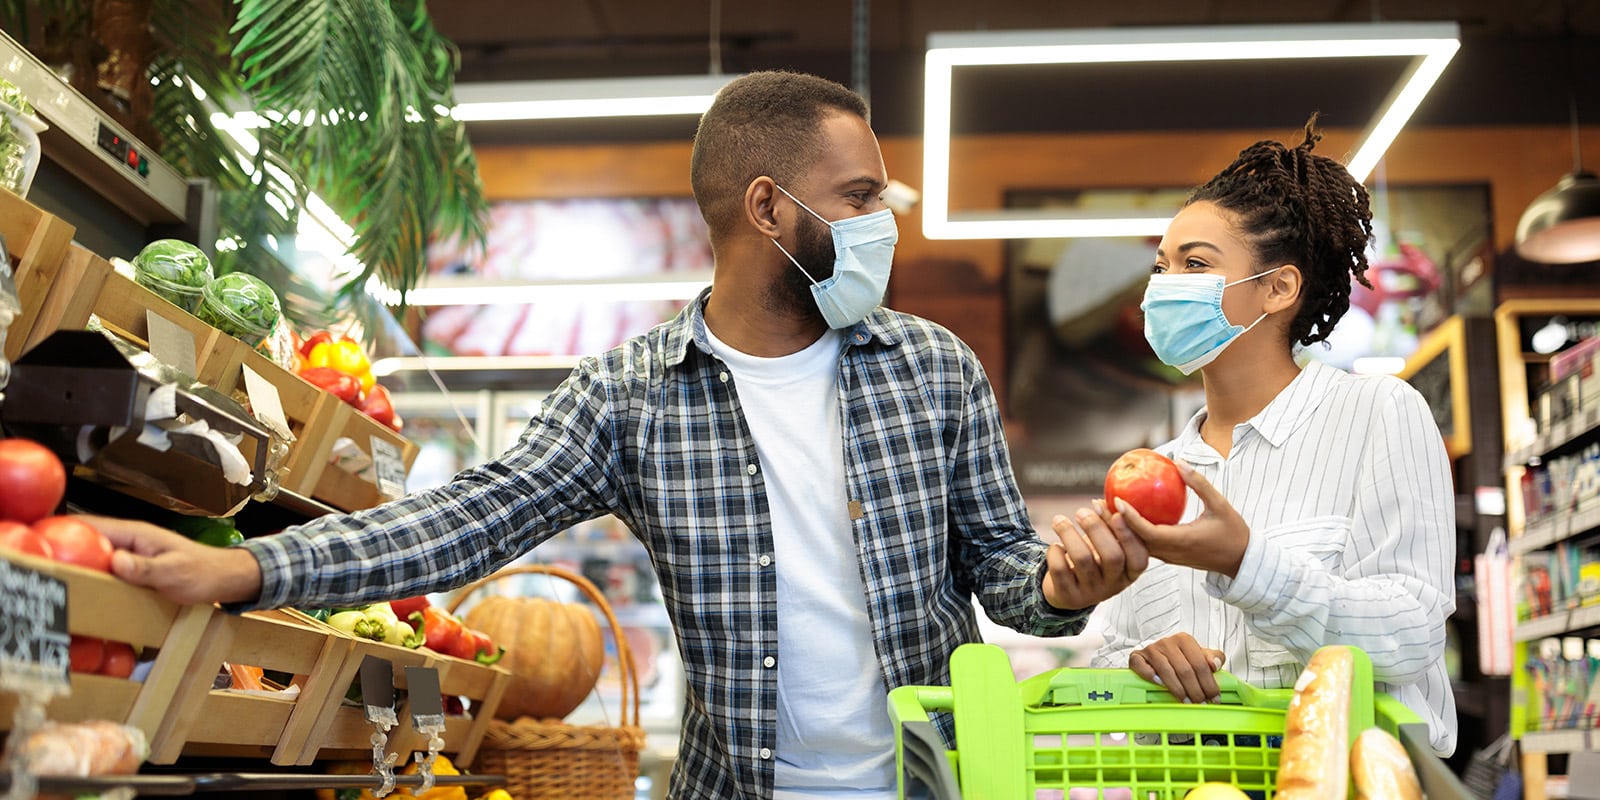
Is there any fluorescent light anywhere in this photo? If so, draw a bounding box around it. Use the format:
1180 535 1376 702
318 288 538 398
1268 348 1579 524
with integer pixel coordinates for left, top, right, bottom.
404 272 715 307
370 354 582 378
452 75 736 122
922 23 1459 241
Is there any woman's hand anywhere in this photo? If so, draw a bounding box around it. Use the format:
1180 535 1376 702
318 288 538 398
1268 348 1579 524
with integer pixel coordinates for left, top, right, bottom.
1113 461 1250 577
1129 632 1227 704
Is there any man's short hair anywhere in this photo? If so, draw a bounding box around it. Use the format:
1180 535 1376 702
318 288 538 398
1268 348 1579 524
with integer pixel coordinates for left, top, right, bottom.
690 71 869 240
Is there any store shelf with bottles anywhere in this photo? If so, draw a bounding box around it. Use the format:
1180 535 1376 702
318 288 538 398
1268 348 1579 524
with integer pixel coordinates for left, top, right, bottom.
1495 299 1600 800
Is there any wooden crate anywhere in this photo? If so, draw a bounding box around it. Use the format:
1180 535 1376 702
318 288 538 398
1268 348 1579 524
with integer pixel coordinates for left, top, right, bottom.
0 551 215 743
0 188 77 362
202 344 342 497
40 244 233 375
312 635 511 768
290 402 420 512
149 607 358 765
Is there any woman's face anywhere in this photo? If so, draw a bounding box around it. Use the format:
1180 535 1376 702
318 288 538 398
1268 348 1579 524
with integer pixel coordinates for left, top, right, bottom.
1153 200 1277 330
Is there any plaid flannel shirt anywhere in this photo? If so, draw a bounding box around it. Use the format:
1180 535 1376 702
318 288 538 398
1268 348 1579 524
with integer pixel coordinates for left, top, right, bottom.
241 292 1088 799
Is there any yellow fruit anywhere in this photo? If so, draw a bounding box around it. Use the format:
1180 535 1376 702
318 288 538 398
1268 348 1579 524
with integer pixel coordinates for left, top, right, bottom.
1184 785 1250 800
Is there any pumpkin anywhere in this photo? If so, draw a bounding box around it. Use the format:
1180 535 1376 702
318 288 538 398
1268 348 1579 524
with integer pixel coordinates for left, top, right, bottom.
463 595 604 721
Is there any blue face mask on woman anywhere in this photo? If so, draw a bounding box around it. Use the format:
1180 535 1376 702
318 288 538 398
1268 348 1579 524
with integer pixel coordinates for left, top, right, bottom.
1141 266 1284 375
770 184 898 329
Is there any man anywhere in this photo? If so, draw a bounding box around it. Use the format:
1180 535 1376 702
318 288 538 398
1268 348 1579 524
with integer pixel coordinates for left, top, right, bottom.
95 71 1148 799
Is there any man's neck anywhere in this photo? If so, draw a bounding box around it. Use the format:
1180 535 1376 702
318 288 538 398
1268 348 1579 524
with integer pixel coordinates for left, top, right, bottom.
703 255 828 357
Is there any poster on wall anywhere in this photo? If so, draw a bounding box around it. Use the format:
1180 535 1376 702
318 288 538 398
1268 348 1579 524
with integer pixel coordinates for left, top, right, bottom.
423 198 712 357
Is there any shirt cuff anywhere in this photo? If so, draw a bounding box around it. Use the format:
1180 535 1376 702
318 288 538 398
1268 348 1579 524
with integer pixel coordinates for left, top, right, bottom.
229 536 298 612
1033 560 1093 632
1205 530 1293 613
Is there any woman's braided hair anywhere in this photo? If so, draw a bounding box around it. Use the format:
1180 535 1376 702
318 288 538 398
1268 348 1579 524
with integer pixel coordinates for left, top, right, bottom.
1187 114 1374 347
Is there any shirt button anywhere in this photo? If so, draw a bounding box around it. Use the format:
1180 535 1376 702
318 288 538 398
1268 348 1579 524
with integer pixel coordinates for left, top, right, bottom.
854 333 868 344
763 656 776 668
760 747 773 760
758 554 772 567
747 463 758 475
719 371 729 383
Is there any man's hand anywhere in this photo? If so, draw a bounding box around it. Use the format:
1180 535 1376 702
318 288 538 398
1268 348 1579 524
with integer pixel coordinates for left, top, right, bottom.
81 515 263 606
1129 632 1227 704
1114 461 1250 577
1041 502 1149 611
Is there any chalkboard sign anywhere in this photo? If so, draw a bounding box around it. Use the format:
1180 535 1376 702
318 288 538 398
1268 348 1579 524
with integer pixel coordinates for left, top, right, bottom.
1400 316 1471 458
0 558 71 689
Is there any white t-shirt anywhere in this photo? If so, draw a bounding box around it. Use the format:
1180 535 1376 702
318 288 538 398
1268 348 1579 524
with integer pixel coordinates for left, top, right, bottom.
704 325 897 799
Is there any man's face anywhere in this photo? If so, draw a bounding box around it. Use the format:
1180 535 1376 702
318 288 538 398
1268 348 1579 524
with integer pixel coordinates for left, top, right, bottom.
765 111 890 319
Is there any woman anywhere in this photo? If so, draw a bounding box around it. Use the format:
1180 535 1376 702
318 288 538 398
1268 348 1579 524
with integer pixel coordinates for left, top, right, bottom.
1078 117 1456 755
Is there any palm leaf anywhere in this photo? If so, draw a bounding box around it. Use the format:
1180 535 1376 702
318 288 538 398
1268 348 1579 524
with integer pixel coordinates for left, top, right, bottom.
229 0 487 304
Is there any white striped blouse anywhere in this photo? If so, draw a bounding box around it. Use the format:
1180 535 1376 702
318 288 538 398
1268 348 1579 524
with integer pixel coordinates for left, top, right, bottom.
1087 358 1458 755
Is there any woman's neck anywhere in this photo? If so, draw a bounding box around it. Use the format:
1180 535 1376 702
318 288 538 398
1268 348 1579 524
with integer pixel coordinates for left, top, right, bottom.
1198 350 1302 456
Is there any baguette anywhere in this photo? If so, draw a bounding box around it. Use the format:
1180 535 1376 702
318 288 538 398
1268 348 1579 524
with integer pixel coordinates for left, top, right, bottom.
1273 646 1353 799
1351 728 1422 800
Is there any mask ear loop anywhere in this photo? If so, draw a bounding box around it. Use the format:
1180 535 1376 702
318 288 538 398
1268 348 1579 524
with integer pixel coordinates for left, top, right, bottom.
771 238 823 287
769 183 828 287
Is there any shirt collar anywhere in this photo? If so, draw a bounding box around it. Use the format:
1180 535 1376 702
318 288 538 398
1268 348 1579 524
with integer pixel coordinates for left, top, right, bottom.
1173 359 1341 458
664 287 902 368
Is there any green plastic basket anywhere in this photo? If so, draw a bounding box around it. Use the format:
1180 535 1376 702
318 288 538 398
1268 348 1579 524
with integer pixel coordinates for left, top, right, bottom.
889 643 1471 800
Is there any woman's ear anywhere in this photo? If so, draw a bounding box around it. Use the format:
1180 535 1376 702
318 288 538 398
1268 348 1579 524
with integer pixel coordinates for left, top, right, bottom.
1263 264 1303 315
744 177 783 239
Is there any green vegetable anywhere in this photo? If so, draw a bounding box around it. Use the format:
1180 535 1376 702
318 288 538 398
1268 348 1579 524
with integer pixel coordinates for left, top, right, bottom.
133 240 213 311
197 272 282 346
0 111 24 194
0 78 34 116
326 603 412 645
305 608 332 623
170 515 243 547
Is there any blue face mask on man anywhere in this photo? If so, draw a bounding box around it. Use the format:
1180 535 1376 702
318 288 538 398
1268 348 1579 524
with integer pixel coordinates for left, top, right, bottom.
770 184 897 330
1140 266 1284 375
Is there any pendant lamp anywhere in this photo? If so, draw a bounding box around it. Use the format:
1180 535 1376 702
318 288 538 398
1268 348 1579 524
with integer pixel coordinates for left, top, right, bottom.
1514 9 1600 264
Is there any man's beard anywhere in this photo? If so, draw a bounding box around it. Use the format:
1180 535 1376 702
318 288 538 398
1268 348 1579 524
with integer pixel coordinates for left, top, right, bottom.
766 212 834 321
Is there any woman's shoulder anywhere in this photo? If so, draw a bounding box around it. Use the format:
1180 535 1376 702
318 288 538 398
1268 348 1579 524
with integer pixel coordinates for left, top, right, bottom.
1309 359 1424 413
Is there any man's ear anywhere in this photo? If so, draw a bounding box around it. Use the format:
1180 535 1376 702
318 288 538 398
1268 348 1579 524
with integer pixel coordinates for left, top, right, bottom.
1263 264 1303 315
744 177 783 239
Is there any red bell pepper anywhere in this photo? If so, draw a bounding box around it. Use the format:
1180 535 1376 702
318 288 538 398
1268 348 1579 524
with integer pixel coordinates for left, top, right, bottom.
407 606 464 657
389 595 431 621
298 367 362 406
359 384 399 430
462 628 505 665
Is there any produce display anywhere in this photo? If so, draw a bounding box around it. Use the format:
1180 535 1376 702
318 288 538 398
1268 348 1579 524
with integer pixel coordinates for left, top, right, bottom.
132 239 214 312
16 721 147 776
0 437 67 523
1105 447 1187 526
294 330 403 431
197 272 282 348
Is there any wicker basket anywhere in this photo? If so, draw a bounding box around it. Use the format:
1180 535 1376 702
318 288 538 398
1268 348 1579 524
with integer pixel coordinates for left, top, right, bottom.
448 565 646 800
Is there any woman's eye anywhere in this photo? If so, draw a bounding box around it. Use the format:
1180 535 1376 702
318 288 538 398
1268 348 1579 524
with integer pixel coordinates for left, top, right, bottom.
1185 259 1209 270
1150 264 1167 274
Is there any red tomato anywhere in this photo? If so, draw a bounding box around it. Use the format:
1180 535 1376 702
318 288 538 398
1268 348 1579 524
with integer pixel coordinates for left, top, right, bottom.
359 384 398 429
0 439 67 523
33 517 115 572
70 635 105 674
1105 448 1188 526
0 520 52 558
99 641 137 678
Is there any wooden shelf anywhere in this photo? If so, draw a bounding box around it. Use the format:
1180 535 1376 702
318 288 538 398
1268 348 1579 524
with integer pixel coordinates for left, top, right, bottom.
1522 729 1595 755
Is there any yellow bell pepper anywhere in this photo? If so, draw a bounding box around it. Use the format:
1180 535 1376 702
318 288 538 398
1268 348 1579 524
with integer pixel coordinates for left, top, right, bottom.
308 339 372 378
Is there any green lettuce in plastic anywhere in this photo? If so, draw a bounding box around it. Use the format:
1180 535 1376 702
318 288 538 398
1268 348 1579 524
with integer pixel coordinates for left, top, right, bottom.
0 78 33 116
133 239 213 311
198 272 281 346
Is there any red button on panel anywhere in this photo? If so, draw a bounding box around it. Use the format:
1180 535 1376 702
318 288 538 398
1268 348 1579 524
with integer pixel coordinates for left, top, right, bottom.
127 148 139 167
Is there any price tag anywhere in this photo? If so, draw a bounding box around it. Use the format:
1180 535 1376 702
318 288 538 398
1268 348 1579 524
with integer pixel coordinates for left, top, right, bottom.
242 364 292 440
358 655 396 724
146 310 198 378
0 558 70 691
404 666 444 722
371 436 407 500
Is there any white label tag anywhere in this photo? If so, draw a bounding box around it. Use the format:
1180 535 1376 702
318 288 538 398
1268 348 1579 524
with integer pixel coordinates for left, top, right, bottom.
146 310 197 377
371 436 406 500
242 365 293 439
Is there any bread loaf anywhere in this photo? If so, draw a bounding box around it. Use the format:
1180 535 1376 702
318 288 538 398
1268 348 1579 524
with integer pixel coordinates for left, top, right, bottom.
1273 646 1353 799
1351 727 1422 800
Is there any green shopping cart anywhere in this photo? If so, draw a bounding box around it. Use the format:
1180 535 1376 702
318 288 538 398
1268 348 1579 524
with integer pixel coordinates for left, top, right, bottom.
889 643 1471 800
